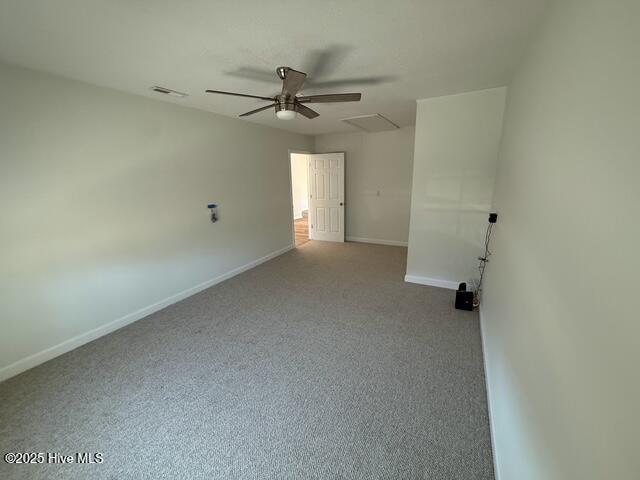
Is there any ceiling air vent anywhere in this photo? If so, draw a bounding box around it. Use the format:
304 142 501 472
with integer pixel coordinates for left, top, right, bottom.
341 114 399 133
150 86 188 98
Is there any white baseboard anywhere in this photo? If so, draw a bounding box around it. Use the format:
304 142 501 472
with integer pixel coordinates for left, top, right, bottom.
479 307 501 480
346 236 408 247
0 244 294 383
404 274 459 290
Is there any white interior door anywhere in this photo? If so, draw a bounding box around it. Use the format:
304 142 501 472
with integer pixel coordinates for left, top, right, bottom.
308 153 345 242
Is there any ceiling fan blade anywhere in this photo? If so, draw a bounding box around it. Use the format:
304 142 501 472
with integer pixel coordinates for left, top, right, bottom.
205 89 275 101
297 93 362 103
296 104 319 119
239 103 277 117
281 68 307 97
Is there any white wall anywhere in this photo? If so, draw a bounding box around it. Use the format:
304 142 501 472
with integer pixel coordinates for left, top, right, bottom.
290 153 309 219
482 1 640 479
405 88 506 289
0 62 313 380
314 127 414 246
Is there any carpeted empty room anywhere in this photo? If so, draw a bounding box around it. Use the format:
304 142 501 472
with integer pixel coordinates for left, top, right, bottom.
0 243 493 479
4 1 639 478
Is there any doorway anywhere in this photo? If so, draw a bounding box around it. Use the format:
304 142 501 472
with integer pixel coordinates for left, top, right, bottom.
290 152 310 247
289 152 345 247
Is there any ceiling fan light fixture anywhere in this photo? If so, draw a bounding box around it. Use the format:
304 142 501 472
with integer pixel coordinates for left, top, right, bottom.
276 109 297 120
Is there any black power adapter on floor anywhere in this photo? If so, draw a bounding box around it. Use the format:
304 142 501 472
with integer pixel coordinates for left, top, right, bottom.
455 283 474 311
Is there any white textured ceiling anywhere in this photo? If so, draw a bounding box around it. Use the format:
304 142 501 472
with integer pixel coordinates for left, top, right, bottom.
0 0 548 135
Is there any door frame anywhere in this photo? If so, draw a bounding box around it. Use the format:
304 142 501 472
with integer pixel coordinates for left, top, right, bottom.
288 149 311 247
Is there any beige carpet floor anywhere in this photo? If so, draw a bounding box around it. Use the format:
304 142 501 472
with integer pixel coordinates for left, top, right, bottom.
0 241 494 479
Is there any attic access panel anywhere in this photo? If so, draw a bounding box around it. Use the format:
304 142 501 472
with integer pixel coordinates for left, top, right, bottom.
340 114 399 133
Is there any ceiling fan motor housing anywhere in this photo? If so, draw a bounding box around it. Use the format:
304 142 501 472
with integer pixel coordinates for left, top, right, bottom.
276 98 297 112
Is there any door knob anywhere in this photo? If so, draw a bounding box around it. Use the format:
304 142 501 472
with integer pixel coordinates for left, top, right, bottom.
340 202 344 206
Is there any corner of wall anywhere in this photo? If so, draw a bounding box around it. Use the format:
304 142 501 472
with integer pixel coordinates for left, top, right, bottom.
478 305 501 480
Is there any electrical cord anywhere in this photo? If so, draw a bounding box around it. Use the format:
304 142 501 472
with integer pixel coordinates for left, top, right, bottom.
474 221 495 307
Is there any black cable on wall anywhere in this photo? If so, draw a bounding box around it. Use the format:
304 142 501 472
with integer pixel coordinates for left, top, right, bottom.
474 213 497 307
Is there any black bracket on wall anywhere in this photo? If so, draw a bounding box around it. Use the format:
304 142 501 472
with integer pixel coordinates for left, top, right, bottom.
207 204 218 223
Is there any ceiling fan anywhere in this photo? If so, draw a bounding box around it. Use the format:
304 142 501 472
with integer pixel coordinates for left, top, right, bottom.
206 66 362 120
